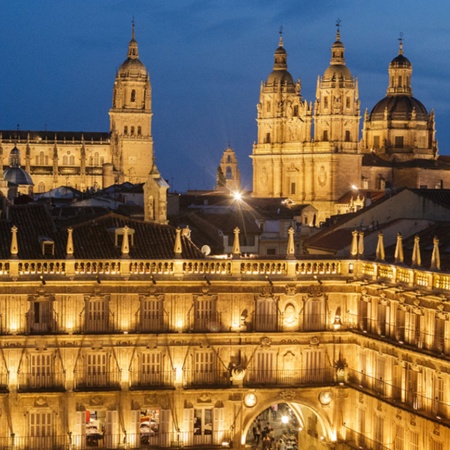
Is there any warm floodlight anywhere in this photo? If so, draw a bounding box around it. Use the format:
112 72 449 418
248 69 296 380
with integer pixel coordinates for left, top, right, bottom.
233 191 242 201
281 415 289 424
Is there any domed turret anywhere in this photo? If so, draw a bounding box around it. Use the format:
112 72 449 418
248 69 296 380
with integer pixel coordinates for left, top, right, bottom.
3 146 33 186
266 34 295 87
362 37 437 161
118 22 147 78
322 26 352 81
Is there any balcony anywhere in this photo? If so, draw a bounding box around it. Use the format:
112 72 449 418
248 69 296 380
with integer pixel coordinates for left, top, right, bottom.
183 369 230 388
18 371 65 392
130 369 175 390
244 367 335 387
74 370 121 391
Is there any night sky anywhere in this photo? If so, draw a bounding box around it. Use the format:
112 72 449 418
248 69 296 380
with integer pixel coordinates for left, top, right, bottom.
2 1 450 192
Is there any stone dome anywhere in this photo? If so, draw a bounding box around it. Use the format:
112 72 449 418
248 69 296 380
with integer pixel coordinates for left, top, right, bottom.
390 53 411 68
370 95 428 121
118 57 147 77
323 64 352 80
267 69 294 85
4 166 33 186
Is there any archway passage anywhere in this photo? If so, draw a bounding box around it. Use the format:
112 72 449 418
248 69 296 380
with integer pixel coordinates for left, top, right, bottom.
244 402 329 450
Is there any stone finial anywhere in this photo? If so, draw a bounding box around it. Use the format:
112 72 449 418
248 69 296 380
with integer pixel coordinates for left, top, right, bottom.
358 231 364 257
174 227 182 258
10 225 18 257
375 231 385 262
431 236 441 271
350 230 358 257
121 226 130 258
394 232 404 264
232 227 241 258
286 226 295 260
66 227 74 258
411 235 421 268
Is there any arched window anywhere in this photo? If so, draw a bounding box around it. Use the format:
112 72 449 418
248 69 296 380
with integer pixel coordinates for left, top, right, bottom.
265 133 271 143
137 126 142 136
293 105 298 116
346 97 350 108
345 130 351 142
69 155 75 165
324 97 328 109
323 130 329 142
227 155 231 163
226 167 232 179
89 156 93 166
124 126 128 135
38 182 45 193
39 152 45 165
94 152 99 166
130 126 135 135
62 155 68 165
131 89 136 102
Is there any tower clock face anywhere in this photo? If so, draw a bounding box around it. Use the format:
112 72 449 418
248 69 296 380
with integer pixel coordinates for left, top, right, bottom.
129 156 137 164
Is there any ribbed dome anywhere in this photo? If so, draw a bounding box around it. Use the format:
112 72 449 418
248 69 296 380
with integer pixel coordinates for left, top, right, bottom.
390 53 411 68
3 167 33 186
118 57 147 77
370 95 428 121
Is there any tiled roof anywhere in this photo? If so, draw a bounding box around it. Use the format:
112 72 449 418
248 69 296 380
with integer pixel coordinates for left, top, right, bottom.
0 204 203 260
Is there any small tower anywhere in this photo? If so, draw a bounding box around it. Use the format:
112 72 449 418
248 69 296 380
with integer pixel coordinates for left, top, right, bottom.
109 21 154 183
314 22 360 152
143 162 169 224
216 145 241 192
3 146 33 201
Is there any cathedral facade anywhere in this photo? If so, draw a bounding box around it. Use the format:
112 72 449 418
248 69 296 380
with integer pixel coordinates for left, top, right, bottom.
252 28 450 223
0 24 154 194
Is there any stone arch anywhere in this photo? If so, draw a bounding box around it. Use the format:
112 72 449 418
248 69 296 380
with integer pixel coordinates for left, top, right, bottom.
240 395 335 447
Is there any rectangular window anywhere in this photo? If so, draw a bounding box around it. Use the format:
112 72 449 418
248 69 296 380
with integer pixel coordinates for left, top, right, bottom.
394 425 404 450
254 351 275 383
29 411 53 449
30 353 52 388
193 350 214 385
409 431 419 450
255 297 277 331
85 298 109 332
373 136 380 149
140 352 162 386
290 182 296 195
195 296 216 332
395 136 404 148
304 299 325 331
304 350 325 383
86 352 107 387
140 296 163 332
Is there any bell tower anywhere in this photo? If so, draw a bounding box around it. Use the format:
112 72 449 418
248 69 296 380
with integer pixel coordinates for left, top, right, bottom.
314 22 360 151
251 31 312 198
109 22 153 184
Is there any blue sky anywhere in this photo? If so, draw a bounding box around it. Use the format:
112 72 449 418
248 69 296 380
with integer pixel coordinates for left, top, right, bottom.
2 1 450 192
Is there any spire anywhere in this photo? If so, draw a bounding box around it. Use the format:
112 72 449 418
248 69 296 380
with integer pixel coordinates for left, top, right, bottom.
10 225 18 257
174 227 182 258
330 19 345 65
286 226 295 260
127 19 139 60
121 226 130 258
394 232 404 264
411 235 421 267
375 231 385 262
398 32 404 55
273 27 288 71
66 227 74 258
431 236 441 271
232 227 241 259
350 230 358 257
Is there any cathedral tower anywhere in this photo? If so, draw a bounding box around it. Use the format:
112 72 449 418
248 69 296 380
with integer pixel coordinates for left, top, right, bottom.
216 145 241 192
251 33 312 198
361 38 437 161
109 23 154 184
314 24 360 152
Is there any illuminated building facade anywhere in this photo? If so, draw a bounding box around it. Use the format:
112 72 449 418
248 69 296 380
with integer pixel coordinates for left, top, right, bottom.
0 204 449 449
0 23 154 193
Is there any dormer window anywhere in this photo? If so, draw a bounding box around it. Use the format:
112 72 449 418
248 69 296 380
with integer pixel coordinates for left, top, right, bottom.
39 237 55 256
108 227 135 247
